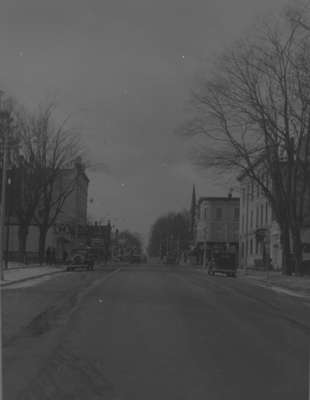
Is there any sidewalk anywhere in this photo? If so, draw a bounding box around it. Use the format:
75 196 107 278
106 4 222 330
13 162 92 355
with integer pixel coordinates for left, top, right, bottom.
1 264 66 287
239 269 310 298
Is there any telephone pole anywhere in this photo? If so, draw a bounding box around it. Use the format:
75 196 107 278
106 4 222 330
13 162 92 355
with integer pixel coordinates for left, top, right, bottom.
203 227 208 268
0 108 11 400
0 111 10 281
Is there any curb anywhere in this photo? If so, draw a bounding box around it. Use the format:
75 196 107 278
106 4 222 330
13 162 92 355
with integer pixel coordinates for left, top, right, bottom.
5 264 66 271
1 269 66 287
239 275 310 300
196 268 310 300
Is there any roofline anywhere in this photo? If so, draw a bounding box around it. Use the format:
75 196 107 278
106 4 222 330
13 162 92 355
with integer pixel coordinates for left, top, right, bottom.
62 167 90 183
237 158 290 181
198 197 240 204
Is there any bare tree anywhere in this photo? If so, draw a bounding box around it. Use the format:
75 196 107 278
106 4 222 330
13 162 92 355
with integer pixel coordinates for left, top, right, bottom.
0 98 40 262
21 105 83 263
148 211 191 259
185 5 310 274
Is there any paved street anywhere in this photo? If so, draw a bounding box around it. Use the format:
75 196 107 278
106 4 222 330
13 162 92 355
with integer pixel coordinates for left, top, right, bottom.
3 265 310 400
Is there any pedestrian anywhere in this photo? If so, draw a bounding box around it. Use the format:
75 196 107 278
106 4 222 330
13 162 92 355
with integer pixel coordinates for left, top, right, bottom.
46 247 51 265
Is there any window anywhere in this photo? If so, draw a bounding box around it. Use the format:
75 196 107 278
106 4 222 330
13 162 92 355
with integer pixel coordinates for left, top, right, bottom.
250 238 253 255
303 243 310 254
241 242 245 258
261 204 264 226
256 182 259 197
234 207 239 220
251 181 254 200
250 210 253 228
204 208 207 219
265 202 268 224
216 207 222 220
255 238 258 254
242 215 244 233
242 188 245 205
256 206 259 227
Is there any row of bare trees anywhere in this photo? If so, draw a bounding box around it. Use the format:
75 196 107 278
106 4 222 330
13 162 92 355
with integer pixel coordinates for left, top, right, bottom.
148 211 191 259
0 95 83 263
183 2 310 275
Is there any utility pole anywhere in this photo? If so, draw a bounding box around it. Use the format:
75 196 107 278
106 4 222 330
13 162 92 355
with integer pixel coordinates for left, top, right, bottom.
5 177 12 269
166 236 169 258
177 236 180 264
203 227 208 268
0 108 10 400
308 346 310 400
0 112 10 281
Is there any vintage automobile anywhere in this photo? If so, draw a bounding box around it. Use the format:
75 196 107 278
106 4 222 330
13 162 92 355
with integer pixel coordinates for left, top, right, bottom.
207 251 237 277
66 247 96 271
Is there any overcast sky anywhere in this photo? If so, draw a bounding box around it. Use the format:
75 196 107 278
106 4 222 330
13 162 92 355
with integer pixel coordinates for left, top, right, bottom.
0 0 288 243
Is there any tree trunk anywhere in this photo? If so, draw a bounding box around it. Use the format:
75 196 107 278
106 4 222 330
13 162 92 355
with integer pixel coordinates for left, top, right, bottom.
291 226 303 276
280 227 292 275
38 226 49 265
18 225 28 264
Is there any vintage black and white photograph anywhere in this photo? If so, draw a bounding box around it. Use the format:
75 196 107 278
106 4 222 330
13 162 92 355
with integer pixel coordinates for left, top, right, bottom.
0 0 310 399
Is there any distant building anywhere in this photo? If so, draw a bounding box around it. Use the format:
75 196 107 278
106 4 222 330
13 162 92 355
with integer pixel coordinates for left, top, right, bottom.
46 157 89 257
193 194 240 264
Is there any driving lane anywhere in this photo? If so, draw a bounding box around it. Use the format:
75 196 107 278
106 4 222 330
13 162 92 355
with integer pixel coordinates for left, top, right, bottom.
11 267 310 400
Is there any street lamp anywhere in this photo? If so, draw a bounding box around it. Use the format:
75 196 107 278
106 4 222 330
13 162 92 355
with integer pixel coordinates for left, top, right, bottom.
0 109 12 281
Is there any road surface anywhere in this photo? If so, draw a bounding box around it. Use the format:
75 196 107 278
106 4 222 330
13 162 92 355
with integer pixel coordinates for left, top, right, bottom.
3 265 310 399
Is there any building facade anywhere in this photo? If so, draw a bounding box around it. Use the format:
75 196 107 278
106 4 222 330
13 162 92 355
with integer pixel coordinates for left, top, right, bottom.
193 195 240 263
239 169 310 271
47 157 89 258
238 172 276 269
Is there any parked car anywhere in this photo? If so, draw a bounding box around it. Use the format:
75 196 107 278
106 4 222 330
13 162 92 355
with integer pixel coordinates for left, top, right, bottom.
66 247 96 271
207 252 237 277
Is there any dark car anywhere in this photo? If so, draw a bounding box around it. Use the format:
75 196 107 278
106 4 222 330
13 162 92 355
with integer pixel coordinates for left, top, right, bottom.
66 248 96 271
207 252 237 277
